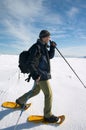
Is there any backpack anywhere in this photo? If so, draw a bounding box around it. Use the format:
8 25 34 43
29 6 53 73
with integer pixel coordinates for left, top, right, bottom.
18 50 30 74
18 43 40 74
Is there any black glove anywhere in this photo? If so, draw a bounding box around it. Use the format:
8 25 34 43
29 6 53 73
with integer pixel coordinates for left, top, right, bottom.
50 40 57 47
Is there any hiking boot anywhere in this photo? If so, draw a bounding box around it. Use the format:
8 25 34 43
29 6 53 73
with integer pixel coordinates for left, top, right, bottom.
44 115 59 123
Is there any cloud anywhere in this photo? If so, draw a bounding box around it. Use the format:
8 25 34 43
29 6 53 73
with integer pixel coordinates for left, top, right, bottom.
0 0 86 56
0 0 63 52
59 45 86 57
3 19 37 42
74 28 86 40
0 0 45 51
41 13 62 25
1 0 44 21
67 7 79 18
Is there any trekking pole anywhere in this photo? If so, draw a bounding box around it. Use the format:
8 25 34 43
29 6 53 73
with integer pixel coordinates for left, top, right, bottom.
14 109 24 130
55 47 86 88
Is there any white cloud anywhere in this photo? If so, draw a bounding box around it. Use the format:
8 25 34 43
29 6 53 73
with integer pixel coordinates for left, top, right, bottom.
0 0 45 51
4 19 38 42
0 0 63 52
0 0 85 56
67 7 79 18
41 13 62 25
80 36 86 39
74 29 86 39
59 45 86 57
2 0 44 20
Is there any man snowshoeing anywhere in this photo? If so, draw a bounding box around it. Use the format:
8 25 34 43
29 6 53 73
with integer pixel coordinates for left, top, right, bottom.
16 30 59 123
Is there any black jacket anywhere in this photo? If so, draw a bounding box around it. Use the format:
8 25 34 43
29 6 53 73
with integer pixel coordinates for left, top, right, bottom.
28 39 55 81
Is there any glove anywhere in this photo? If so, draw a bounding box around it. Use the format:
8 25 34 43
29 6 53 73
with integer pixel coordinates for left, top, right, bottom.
50 40 57 47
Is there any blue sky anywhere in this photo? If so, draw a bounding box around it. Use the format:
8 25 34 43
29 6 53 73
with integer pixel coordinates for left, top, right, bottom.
0 0 86 56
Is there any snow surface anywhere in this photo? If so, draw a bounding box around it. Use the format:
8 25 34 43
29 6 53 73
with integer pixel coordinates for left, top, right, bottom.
0 55 86 130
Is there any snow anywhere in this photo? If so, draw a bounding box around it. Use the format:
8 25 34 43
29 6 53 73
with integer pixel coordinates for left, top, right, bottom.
0 55 86 130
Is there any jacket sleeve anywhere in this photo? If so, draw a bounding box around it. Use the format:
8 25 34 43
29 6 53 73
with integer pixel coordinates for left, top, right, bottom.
48 45 55 59
28 46 40 80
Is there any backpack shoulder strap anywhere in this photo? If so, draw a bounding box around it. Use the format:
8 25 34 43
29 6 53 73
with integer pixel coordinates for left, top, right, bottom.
31 43 41 54
28 43 40 51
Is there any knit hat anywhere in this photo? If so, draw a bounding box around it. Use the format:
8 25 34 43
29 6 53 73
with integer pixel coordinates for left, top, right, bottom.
39 30 50 39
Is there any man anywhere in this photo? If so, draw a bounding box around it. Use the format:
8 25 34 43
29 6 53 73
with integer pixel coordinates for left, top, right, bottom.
16 30 59 123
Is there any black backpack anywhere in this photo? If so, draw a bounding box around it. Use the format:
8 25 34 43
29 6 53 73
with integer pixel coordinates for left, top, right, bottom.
18 43 40 74
18 50 30 74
